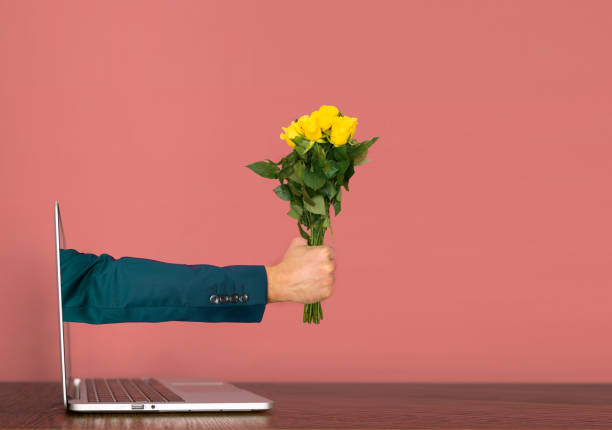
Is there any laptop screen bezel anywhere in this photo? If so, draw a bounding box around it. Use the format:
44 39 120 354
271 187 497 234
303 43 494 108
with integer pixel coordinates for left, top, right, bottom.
55 201 72 407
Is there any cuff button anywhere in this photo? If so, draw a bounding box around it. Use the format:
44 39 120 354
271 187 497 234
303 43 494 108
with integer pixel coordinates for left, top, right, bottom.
230 293 239 303
220 294 230 304
209 294 220 305
239 293 249 303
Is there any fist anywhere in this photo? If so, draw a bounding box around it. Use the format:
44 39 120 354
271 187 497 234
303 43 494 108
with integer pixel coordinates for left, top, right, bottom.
266 237 336 304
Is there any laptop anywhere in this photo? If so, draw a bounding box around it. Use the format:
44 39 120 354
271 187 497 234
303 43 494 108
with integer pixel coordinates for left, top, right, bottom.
54 200 274 412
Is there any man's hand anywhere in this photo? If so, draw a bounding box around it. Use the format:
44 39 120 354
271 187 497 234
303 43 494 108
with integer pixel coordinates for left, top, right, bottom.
265 237 336 304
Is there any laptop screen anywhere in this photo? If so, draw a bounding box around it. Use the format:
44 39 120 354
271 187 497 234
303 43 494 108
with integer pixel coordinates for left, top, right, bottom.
54 201 72 407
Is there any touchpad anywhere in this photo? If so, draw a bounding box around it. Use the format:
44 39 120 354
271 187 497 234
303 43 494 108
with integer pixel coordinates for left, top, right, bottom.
170 382 241 393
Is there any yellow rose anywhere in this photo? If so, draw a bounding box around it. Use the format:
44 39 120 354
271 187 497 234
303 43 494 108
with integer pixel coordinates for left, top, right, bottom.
329 115 358 146
318 105 339 117
295 114 309 130
280 121 301 148
348 116 357 137
312 105 340 130
299 114 322 141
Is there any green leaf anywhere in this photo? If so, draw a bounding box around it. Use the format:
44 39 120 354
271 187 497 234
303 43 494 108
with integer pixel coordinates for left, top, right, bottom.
349 137 379 163
288 181 302 196
265 158 279 165
280 151 297 168
312 143 327 169
304 194 326 215
336 159 350 184
279 153 297 180
290 161 305 184
333 145 349 161
297 222 310 240
287 207 300 219
303 167 326 191
343 163 355 190
290 200 304 217
336 159 350 176
273 184 291 201
246 161 280 179
354 158 371 166
302 186 315 205
320 181 337 199
293 136 315 156
345 162 355 180
336 187 343 202
295 145 310 157
333 199 342 216
323 160 338 179
292 135 310 146
349 145 368 163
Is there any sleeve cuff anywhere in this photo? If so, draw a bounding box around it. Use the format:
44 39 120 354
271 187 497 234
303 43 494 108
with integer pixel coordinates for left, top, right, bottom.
220 264 269 322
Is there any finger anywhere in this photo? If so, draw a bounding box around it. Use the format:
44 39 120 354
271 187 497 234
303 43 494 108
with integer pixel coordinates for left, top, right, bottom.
325 245 335 261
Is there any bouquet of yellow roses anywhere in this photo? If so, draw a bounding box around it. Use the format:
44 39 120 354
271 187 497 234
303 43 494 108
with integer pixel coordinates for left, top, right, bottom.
247 105 379 324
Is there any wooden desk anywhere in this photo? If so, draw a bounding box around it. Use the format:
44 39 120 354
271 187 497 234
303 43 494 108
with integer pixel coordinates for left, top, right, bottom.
1 382 612 429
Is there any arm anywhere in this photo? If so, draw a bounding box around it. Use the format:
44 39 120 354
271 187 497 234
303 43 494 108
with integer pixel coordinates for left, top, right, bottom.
60 237 336 324
60 249 268 324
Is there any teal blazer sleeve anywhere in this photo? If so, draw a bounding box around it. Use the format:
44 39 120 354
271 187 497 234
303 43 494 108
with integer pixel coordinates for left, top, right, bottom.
60 248 268 324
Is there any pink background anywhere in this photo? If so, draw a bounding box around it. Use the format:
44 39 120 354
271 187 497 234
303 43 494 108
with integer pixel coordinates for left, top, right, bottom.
1 1 612 382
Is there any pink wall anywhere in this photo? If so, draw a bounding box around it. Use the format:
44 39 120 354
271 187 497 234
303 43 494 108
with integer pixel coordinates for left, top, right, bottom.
2 0 612 382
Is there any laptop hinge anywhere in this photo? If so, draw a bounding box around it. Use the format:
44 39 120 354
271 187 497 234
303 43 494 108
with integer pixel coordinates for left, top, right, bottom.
67 377 80 400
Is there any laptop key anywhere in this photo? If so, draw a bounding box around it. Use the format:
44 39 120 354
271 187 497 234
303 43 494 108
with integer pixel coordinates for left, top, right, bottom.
93 379 115 402
149 379 185 402
85 379 97 402
107 379 132 402
83 378 184 403
120 379 149 402
132 379 167 402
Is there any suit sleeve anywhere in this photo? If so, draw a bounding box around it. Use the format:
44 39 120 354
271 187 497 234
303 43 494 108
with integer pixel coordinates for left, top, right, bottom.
60 248 268 324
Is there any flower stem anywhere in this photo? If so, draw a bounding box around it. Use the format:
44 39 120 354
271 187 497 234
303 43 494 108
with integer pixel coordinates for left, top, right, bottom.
303 215 327 324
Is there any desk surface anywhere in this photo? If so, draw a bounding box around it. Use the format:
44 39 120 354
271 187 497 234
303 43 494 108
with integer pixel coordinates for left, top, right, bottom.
1 382 612 429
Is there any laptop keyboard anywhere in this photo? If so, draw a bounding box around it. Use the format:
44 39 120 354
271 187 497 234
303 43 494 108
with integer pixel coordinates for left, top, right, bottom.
84 378 185 403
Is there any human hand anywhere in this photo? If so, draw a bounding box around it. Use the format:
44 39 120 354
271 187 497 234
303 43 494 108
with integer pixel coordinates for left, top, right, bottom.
265 237 336 304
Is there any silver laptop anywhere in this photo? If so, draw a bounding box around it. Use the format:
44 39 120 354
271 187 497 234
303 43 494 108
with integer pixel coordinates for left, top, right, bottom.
54 200 274 412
